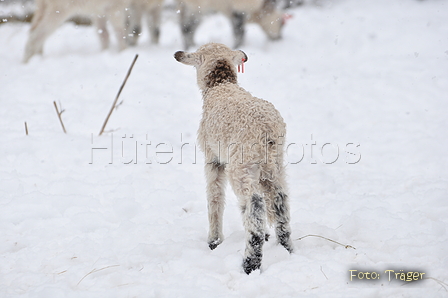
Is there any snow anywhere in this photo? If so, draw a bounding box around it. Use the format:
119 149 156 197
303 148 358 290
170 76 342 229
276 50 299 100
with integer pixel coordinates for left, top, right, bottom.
1 0 447 297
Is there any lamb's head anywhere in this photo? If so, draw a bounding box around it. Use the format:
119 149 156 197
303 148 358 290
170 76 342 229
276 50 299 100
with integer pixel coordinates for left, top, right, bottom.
174 43 248 91
250 0 285 41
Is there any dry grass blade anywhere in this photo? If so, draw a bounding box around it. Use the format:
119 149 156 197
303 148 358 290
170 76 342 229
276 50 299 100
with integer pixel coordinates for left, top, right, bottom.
77 265 120 286
320 266 328 280
99 54 139 136
424 277 448 291
295 234 356 250
24 121 28 135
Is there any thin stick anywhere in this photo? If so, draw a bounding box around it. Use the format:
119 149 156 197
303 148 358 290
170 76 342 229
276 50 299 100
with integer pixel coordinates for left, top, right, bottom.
24 122 28 135
77 265 120 286
53 101 67 133
424 277 448 291
99 54 139 136
320 266 328 280
295 234 356 250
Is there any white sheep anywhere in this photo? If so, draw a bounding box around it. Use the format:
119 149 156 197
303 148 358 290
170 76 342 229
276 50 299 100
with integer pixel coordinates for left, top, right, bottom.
126 0 164 46
177 0 285 49
23 0 132 63
174 42 293 274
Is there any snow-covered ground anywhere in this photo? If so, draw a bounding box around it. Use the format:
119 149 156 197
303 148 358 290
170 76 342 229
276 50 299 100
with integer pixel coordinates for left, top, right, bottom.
1 0 447 297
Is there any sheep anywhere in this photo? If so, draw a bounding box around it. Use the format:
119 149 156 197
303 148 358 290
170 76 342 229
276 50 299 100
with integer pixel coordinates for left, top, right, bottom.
23 0 132 63
177 0 286 49
174 42 293 274
125 0 164 46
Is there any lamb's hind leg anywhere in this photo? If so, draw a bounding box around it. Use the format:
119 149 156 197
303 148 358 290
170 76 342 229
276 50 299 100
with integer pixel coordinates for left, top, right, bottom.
273 191 293 252
205 159 227 250
263 178 294 253
242 193 266 274
229 164 267 274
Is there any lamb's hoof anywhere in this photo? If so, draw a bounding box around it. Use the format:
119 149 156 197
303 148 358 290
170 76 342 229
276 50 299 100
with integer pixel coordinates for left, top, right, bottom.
283 243 294 253
280 238 294 253
23 53 32 64
278 231 293 253
243 254 262 275
208 238 222 250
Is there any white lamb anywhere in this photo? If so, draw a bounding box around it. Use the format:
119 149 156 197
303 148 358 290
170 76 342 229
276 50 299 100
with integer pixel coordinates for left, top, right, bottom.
177 0 285 49
174 42 293 274
23 0 132 63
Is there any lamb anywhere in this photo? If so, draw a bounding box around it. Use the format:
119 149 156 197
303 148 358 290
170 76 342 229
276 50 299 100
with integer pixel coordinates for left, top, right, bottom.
23 0 132 63
177 0 285 49
174 42 293 274
126 0 164 46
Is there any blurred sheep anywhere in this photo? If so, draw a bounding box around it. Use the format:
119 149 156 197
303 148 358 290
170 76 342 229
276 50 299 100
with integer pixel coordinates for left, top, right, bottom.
23 0 131 63
177 0 286 49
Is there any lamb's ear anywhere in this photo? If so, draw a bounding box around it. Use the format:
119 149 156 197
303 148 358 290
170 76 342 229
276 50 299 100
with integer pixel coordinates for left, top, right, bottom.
174 51 203 67
232 50 248 66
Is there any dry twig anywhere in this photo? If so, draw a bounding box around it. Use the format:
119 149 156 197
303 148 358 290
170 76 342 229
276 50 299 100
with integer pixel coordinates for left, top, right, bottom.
99 54 139 136
295 234 356 250
53 101 67 133
24 122 28 135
